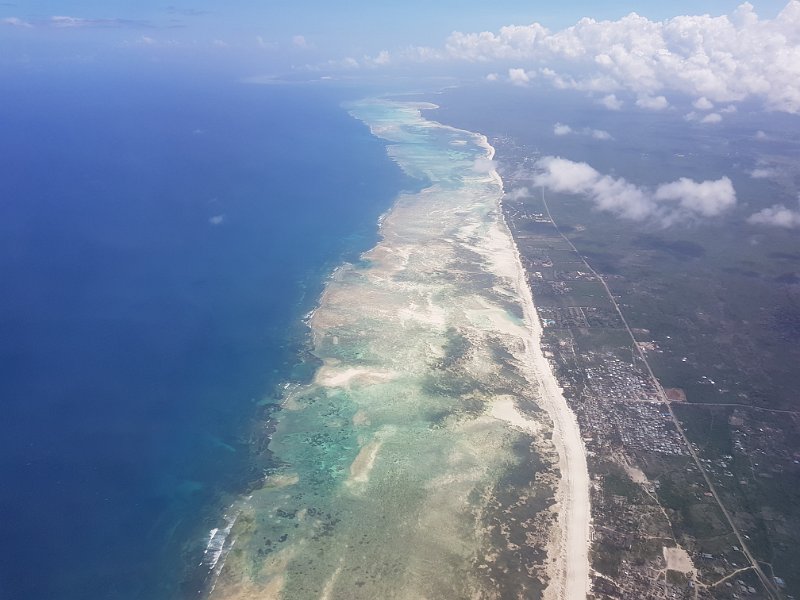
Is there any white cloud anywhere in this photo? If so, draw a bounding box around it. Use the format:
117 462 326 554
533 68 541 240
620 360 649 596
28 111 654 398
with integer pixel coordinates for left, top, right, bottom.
401 1 800 114
486 72 499 81
508 67 532 86
693 96 715 110
371 50 391 65
533 157 656 221
209 214 225 226
591 129 613 140
685 111 723 124
472 157 497 173
256 36 275 49
636 94 669 110
749 167 779 178
532 156 736 226
553 122 613 140
554 122 573 136
292 34 308 48
599 94 623 110
358 50 392 68
505 187 530 200
334 57 360 69
211 39 228 48
534 158 601 193
720 104 738 113
2 17 33 28
653 176 736 217
50 15 89 27
748 199 800 228
755 130 769 140
48 15 148 28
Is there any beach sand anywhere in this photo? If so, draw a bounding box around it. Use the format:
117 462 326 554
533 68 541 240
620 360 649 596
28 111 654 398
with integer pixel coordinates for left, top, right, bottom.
483 133 591 599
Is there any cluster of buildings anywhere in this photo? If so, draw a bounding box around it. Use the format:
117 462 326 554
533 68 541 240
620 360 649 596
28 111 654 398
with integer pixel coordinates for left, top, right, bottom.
583 354 660 402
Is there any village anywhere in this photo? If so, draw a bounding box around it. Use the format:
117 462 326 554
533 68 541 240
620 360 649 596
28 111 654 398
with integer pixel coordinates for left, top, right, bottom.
497 138 792 599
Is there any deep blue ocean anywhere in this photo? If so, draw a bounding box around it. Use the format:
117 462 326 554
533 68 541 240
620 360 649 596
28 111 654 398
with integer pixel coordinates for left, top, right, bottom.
0 69 413 599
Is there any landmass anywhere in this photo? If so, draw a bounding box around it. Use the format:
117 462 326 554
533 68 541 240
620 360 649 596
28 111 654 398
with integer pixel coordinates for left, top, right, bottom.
493 136 800 599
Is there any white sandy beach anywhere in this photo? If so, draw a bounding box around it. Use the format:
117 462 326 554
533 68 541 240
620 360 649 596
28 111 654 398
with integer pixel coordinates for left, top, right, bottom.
480 137 592 600
511 216 591 600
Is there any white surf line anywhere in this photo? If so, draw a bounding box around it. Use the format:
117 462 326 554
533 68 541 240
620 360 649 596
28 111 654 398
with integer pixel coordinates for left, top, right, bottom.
479 137 591 600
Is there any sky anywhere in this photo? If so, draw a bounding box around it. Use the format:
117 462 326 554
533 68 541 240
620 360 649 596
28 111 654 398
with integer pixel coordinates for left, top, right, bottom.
1 0 794 69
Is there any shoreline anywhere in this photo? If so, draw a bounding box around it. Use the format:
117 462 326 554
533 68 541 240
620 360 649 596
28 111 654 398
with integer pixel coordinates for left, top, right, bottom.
478 134 592 600
206 99 591 600
504 215 592 600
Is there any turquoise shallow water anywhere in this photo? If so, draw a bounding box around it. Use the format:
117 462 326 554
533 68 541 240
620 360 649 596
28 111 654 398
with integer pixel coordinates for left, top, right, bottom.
207 99 561 600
